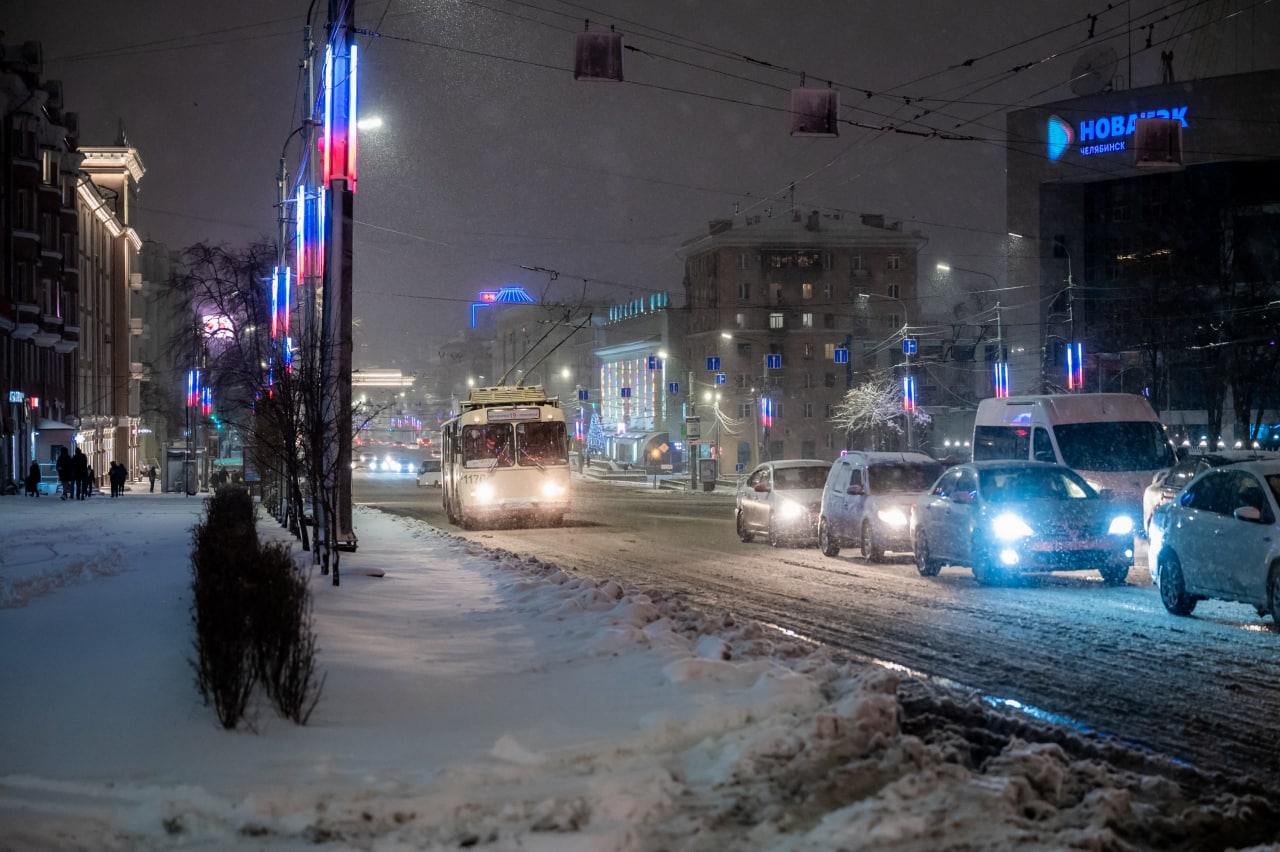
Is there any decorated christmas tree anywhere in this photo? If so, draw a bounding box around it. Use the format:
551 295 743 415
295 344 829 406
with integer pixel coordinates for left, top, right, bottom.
586 411 607 457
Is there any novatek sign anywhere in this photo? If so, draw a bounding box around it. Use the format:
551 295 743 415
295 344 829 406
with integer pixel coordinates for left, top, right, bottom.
1047 106 1189 159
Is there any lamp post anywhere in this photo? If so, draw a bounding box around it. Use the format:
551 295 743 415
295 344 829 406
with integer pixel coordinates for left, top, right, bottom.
936 263 1007 397
857 292 914 450
720 330 776 469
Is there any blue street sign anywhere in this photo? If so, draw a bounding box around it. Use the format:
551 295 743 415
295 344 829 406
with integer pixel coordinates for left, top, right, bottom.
903 338 917 355
577 388 589 401
706 356 721 371
621 387 632 398
715 373 727 385
766 353 782 370
668 382 680 394
647 356 658 370
833 348 849 364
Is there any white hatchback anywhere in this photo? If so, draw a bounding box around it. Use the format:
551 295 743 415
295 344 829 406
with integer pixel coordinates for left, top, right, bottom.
1148 458 1280 625
735 459 832 547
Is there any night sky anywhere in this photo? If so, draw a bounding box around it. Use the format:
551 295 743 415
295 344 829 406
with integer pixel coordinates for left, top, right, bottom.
8 0 1278 369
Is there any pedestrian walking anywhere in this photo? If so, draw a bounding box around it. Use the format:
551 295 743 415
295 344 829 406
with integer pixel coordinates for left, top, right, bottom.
55 447 73 501
110 461 126 497
25 460 41 497
148 464 157 493
84 465 95 498
72 447 88 500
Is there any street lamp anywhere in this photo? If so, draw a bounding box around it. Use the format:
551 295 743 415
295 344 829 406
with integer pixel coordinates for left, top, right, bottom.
857 292 916 451
936 263 1007 397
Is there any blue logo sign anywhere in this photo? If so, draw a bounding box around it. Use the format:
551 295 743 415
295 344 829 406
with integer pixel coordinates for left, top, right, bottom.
621 387 631 398
1046 115 1073 161
577 388 589 401
706 356 720 371
766 354 782 370
1047 106 1188 159
715 373 727 385
668 382 680 395
833 348 849 364
903 339 917 355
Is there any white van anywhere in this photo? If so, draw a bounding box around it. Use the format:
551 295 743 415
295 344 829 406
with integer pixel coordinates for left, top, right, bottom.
972 393 1176 522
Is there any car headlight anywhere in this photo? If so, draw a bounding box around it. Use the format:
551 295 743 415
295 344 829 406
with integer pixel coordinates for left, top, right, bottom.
1108 515 1134 536
876 507 908 528
777 499 804 520
541 480 564 498
474 482 495 503
992 513 1033 541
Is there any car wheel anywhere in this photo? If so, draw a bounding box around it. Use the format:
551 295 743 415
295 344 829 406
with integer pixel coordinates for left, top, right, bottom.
970 537 1004 586
819 518 840 557
736 511 753 543
860 521 884 562
1099 563 1130 586
1267 564 1280 629
913 527 942 577
1158 551 1196 616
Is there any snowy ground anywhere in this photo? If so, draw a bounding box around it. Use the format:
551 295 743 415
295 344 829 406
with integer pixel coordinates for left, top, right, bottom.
1 492 1277 850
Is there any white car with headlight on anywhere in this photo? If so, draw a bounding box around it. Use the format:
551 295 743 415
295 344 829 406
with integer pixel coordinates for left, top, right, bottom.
735 459 832 547
909 460 1135 586
1148 458 1280 625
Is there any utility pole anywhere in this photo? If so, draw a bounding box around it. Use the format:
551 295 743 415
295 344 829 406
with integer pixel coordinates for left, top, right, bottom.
323 0 358 555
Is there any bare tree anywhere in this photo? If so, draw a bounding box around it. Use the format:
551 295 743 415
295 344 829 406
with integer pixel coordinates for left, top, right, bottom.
830 373 931 451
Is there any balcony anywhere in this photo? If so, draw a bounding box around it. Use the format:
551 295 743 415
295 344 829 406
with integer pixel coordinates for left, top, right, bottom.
129 317 144 336
130 361 150 381
129 273 142 292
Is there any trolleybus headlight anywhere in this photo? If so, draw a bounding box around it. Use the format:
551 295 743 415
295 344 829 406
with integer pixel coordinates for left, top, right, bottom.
474 482 495 503
541 481 564 498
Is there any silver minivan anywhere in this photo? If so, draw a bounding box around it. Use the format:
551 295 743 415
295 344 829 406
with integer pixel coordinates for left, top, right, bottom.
818 451 944 560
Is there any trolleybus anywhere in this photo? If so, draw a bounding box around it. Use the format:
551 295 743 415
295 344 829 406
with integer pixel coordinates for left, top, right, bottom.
441 384 571 528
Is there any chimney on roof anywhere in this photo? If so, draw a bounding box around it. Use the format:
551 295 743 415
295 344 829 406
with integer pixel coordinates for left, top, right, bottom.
860 213 885 229
805 210 821 231
708 219 732 235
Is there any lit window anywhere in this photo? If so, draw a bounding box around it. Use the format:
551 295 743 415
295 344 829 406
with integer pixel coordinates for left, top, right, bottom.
801 282 813 300
770 312 784 329
802 313 813 328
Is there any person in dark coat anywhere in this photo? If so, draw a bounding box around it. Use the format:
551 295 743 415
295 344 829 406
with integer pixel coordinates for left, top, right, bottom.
84 465 95 497
25 460 41 497
56 448 73 501
148 464 157 493
110 461 127 497
72 448 88 500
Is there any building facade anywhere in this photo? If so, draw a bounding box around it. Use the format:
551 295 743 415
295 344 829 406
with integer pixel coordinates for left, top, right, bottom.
680 209 927 469
1 43 81 486
1006 67 1280 446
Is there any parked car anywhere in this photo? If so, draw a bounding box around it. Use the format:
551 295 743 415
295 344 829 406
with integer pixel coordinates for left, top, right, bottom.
909 460 1135 585
818 451 943 560
1141 450 1280 534
417 458 442 488
1148 458 1280 623
735 459 832 547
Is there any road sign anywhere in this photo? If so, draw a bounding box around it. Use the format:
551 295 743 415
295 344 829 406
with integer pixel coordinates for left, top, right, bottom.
903 338 917 355
577 388 589 401
685 416 701 440
668 381 680 394
647 356 658 370
706 356 721 371
715 373 727 385
766 353 782 370
621 387 631 398
833 348 849 364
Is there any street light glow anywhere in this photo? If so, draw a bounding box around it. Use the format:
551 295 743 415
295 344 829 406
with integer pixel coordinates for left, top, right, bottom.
356 115 383 131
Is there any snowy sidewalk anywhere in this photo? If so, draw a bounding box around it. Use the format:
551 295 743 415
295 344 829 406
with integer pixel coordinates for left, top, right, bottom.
0 493 1273 850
